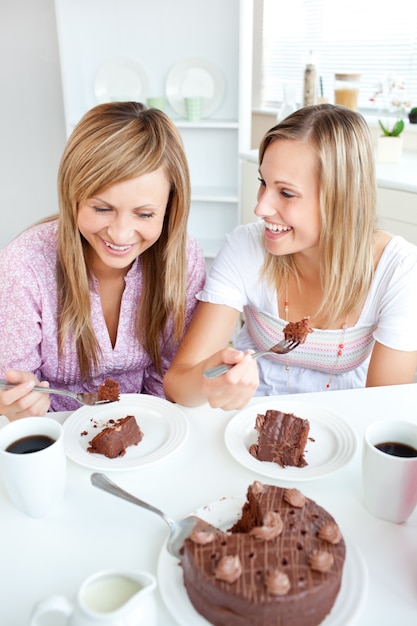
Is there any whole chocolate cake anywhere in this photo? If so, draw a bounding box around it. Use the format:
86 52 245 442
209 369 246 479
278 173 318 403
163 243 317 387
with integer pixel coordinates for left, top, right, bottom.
249 409 310 467
181 481 345 626
87 415 143 458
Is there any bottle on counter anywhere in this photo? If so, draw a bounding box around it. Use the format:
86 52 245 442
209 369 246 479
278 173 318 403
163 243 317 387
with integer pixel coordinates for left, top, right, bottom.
277 82 298 122
303 52 316 107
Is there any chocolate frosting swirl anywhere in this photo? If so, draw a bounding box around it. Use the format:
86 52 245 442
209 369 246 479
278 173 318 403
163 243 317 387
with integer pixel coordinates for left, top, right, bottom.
249 511 283 540
190 528 216 545
284 488 306 508
318 522 342 545
251 480 266 495
214 555 243 583
264 569 291 596
308 549 334 572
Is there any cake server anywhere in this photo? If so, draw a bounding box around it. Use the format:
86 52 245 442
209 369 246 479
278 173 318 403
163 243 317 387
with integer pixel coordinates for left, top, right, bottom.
0 380 115 406
91 472 201 559
203 338 300 379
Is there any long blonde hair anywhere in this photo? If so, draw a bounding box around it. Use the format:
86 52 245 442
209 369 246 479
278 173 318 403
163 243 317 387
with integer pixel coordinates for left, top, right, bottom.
56 102 191 380
259 104 377 325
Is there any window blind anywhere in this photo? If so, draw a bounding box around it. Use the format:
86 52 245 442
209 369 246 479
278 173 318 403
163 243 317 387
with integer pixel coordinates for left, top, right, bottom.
261 0 417 115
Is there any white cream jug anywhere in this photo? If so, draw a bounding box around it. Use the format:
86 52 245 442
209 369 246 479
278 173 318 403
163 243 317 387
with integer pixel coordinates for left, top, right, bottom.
29 569 157 626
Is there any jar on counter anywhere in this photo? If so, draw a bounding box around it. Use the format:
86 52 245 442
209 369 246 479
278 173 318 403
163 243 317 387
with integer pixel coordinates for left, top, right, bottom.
334 73 361 110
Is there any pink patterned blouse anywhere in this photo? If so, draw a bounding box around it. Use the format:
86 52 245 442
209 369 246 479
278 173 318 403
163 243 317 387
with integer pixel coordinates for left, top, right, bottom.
0 220 206 410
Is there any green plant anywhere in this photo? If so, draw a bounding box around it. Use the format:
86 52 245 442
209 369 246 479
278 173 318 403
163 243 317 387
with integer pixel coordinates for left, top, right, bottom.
370 74 410 137
409 107 417 124
378 118 404 137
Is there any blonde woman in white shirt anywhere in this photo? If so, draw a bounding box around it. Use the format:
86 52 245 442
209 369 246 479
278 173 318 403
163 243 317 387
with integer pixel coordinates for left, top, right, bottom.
164 104 417 410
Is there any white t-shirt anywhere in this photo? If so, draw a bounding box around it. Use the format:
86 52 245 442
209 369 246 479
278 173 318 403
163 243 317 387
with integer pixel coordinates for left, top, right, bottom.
197 221 417 395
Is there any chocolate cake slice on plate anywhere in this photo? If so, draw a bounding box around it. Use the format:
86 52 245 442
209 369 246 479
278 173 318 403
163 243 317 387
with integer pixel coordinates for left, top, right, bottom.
249 409 310 468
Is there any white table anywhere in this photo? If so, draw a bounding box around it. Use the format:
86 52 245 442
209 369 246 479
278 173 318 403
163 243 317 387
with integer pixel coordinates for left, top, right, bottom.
1 384 417 625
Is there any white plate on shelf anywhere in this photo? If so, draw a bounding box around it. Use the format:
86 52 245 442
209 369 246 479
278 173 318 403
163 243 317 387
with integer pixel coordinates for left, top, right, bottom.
94 58 148 103
224 400 357 481
165 57 225 118
63 394 188 471
157 496 368 626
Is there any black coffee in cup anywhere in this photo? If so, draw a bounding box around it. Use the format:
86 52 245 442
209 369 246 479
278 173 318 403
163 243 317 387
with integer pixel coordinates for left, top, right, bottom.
6 435 55 454
375 441 417 458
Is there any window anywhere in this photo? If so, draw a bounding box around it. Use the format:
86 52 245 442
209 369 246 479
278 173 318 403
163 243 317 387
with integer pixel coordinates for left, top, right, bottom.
257 0 417 115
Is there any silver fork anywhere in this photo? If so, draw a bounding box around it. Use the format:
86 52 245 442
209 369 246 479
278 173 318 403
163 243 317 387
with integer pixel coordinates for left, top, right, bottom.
91 472 202 558
203 338 300 379
0 380 115 406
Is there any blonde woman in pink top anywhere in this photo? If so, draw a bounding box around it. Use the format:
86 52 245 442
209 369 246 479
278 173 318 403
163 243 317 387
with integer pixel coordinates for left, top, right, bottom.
164 104 417 410
0 102 205 419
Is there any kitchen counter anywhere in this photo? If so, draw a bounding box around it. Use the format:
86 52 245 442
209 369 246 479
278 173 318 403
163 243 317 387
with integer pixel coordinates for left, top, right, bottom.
374 150 417 194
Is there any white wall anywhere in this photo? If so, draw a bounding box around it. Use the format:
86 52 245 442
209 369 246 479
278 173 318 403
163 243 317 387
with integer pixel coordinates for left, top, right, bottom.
0 0 66 249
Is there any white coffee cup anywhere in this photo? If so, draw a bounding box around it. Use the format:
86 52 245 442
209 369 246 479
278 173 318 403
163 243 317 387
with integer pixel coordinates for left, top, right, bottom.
0 416 67 518
362 420 417 524
30 569 157 626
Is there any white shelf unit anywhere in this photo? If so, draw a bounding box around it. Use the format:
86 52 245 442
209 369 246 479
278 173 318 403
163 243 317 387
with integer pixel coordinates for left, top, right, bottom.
54 0 253 258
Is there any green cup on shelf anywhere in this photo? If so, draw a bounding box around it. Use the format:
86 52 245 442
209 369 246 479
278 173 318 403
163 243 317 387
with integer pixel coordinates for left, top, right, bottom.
184 97 204 121
146 97 166 111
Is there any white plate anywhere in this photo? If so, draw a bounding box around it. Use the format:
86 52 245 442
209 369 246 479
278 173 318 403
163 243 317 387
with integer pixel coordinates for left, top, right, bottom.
94 58 148 103
158 497 368 626
165 57 225 118
63 394 188 471
224 400 357 481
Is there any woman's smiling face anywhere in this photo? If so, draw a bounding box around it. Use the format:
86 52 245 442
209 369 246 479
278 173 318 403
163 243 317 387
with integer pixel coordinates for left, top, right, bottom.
255 139 321 259
77 166 171 275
